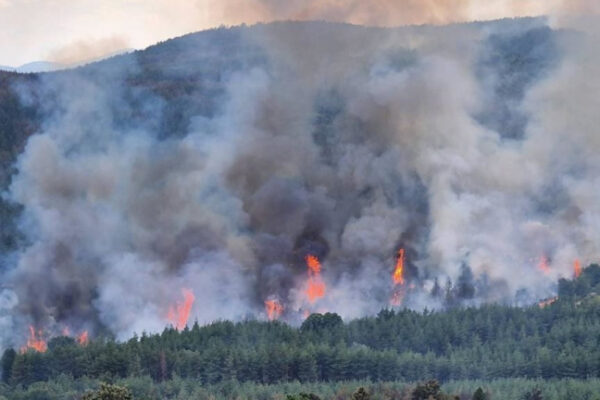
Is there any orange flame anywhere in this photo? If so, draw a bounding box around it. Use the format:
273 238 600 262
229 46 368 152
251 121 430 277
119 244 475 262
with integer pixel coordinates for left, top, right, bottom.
389 249 407 306
390 289 405 306
574 259 582 278
77 331 89 346
305 254 326 303
264 299 284 320
167 288 195 330
392 249 405 285
538 296 558 308
21 326 47 353
538 255 550 274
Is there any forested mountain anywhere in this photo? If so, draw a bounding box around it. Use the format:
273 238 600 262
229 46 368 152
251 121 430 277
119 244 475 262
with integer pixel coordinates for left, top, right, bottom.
1 18 598 400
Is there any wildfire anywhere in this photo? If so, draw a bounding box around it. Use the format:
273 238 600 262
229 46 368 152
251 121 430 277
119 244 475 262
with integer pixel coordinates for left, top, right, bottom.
21 326 47 353
538 255 550 274
390 288 405 306
264 299 284 320
390 249 407 306
167 288 195 330
77 331 89 346
538 296 558 308
392 249 405 285
305 254 326 303
574 259 582 278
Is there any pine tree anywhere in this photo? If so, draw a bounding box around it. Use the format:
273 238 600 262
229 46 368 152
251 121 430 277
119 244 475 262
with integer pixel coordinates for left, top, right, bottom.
1 348 16 383
82 383 133 400
352 387 371 400
472 387 487 400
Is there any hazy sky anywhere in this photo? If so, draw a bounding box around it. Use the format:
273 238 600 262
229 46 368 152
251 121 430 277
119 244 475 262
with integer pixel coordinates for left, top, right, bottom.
0 0 596 67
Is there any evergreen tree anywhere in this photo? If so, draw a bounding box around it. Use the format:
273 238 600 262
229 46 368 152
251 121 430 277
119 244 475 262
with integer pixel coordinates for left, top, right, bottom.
472 387 487 400
412 380 442 400
82 383 133 400
522 387 543 400
352 387 370 400
0 348 15 383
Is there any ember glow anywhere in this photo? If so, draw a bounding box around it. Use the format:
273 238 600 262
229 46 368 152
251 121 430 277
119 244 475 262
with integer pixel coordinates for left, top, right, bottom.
167 288 195 330
539 255 551 274
390 289 406 307
305 255 326 303
538 296 558 308
574 259 582 278
21 326 47 353
264 299 284 320
77 331 89 346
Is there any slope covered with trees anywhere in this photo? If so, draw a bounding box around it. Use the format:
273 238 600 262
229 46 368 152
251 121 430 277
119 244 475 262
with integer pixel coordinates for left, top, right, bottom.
2 266 600 399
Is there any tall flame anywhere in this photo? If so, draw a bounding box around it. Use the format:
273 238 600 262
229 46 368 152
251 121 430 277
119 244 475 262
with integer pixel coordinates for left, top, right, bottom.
167 288 195 330
264 299 284 320
21 326 47 353
538 255 550 274
392 249 405 285
574 259 582 278
305 254 326 303
389 249 407 306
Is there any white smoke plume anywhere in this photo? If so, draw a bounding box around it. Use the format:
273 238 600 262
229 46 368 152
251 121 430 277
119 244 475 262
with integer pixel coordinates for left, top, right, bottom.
2 13 599 347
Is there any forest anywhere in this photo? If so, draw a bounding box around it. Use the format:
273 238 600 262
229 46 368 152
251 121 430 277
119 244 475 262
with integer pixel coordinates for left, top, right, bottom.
2 265 600 399
0 18 597 400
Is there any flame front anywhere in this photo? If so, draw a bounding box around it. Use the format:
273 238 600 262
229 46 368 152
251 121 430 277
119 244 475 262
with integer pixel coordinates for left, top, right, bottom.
574 259 582 278
264 299 284 320
21 326 47 353
167 288 195 330
305 255 326 303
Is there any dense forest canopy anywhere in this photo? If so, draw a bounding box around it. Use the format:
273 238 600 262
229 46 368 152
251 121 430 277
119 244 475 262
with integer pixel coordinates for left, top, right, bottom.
2 264 600 398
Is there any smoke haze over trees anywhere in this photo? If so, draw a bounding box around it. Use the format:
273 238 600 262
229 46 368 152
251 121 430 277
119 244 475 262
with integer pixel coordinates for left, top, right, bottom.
0 15 599 350
3 268 600 398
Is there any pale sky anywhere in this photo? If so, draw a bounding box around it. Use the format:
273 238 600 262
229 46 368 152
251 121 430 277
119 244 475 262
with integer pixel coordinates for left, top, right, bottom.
0 0 595 67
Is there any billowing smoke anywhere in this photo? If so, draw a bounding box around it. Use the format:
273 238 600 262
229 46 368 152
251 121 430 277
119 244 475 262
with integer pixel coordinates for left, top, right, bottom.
1 14 599 346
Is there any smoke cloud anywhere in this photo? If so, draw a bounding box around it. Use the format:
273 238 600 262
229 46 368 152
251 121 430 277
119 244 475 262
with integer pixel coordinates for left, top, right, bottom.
47 36 131 66
2 0 598 67
2 13 600 346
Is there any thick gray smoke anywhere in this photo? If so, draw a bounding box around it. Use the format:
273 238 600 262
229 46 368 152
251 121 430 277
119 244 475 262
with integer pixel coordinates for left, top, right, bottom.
1 16 599 346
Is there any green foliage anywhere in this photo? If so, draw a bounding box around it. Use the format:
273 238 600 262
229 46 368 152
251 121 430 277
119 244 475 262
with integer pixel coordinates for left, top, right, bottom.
286 393 321 400
1 348 16 383
2 377 600 400
352 387 370 400
82 383 133 400
5 292 600 389
558 264 600 299
472 387 487 400
522 387 543 400
412 380 442 400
